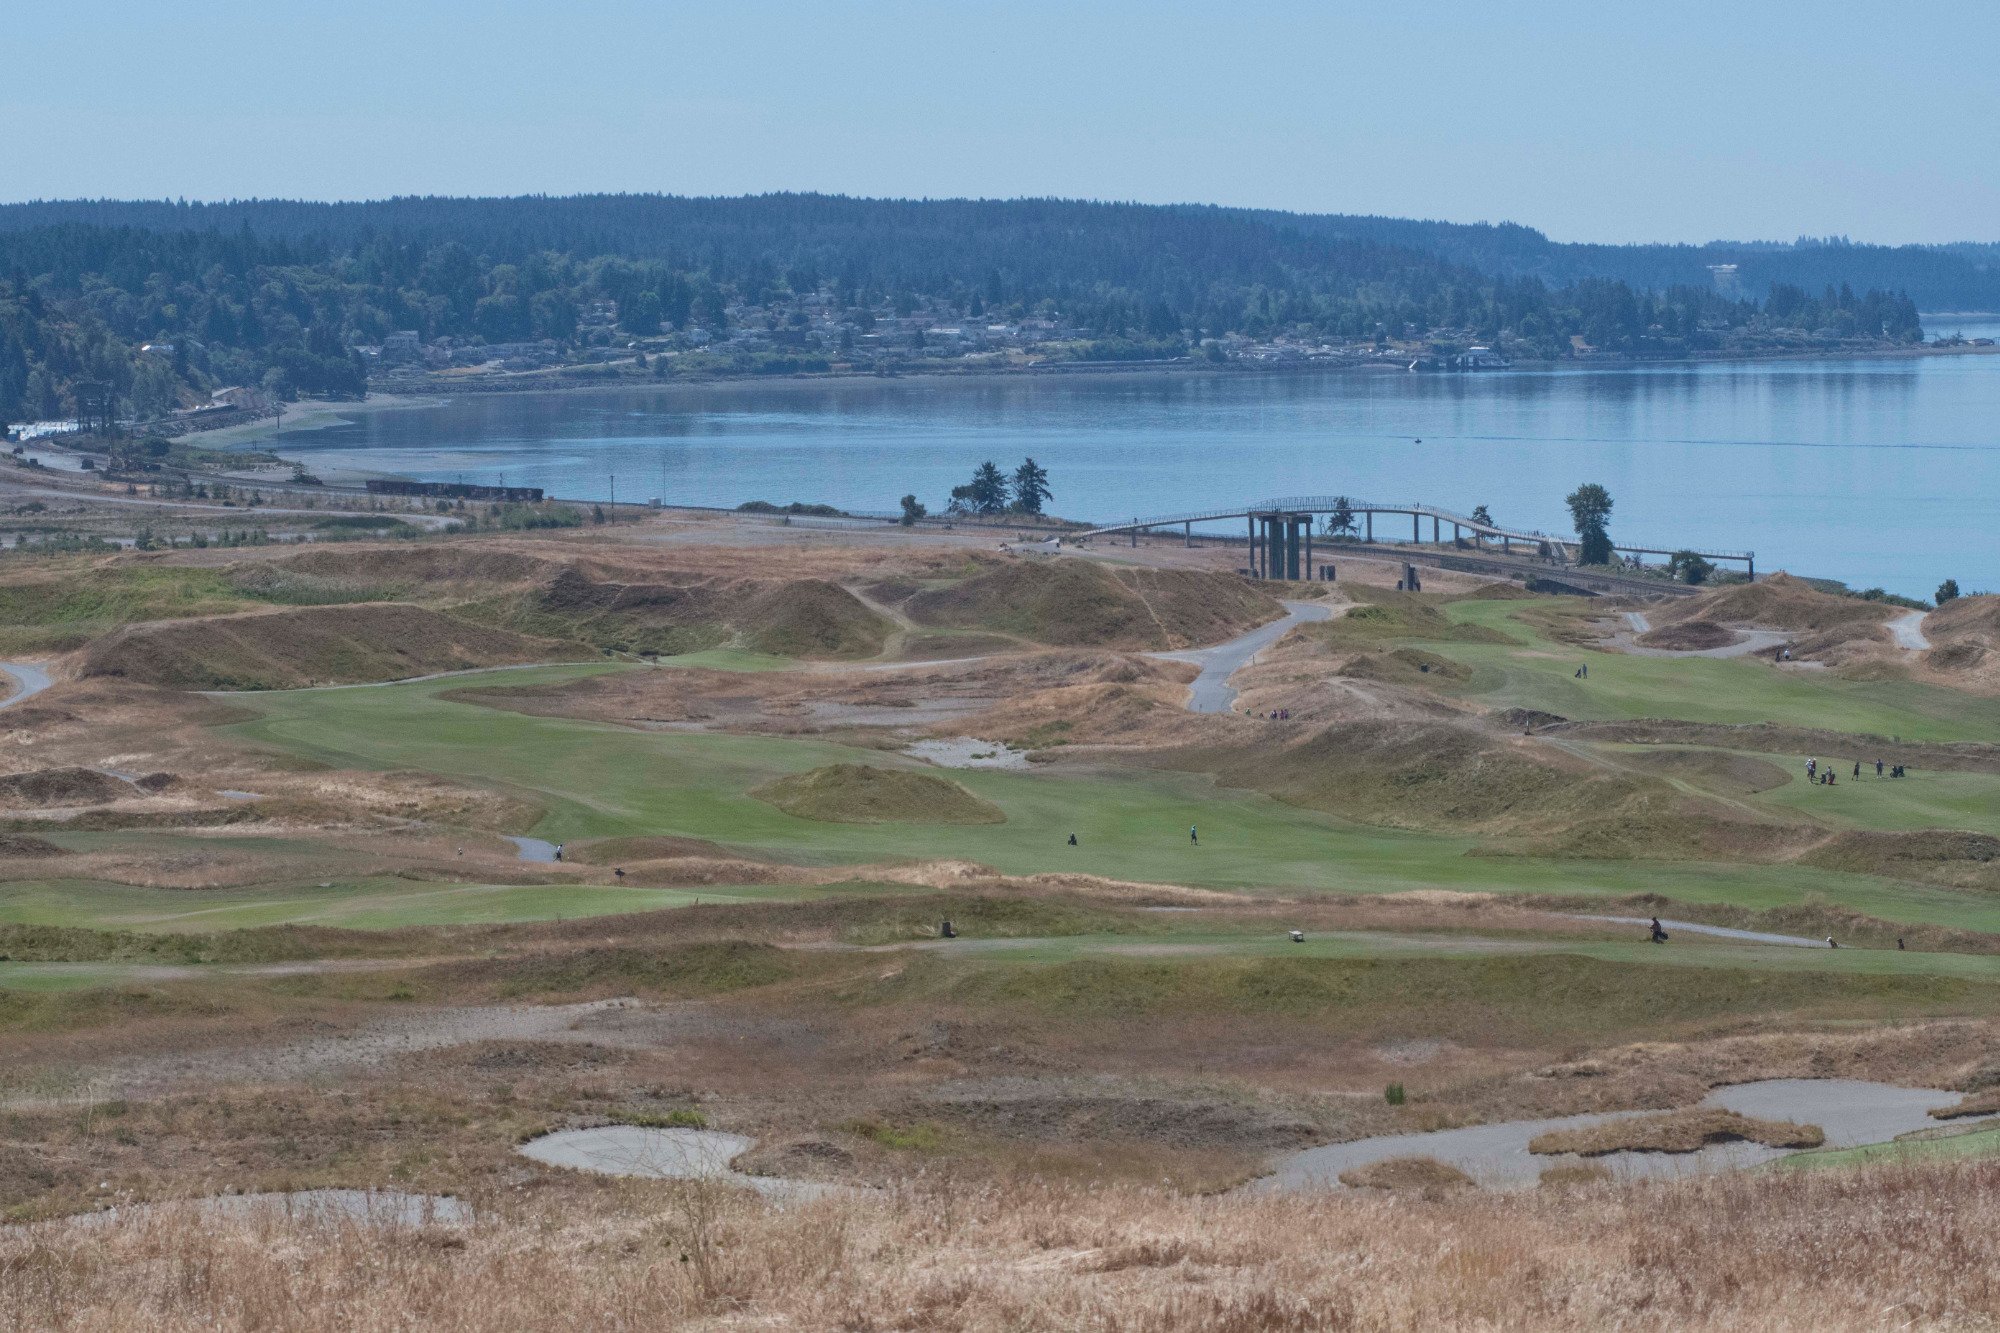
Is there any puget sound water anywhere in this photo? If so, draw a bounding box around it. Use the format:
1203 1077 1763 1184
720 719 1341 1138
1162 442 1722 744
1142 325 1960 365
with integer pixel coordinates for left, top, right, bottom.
284 338 2000 600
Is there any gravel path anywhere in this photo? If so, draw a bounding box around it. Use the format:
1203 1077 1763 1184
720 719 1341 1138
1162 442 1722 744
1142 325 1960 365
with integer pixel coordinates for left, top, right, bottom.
1149 600 1336 713
1890 609 1932 651
0 662 53 710
1575 915 1831 949
1253 1078 1988 1192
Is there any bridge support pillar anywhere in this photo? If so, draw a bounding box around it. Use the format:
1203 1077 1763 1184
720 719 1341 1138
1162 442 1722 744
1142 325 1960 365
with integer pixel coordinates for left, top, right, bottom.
1433 516 1440 543
1366 511 1373 543
1184 520 1192 549
1247 515 1257 575
1285 517 1302 580
1748 555 1755 580
1413 513 1420 544
1303 520 1313 584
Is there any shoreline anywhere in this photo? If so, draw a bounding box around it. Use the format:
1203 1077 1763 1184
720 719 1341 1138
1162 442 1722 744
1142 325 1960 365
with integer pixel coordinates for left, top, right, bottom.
199 341 2000 454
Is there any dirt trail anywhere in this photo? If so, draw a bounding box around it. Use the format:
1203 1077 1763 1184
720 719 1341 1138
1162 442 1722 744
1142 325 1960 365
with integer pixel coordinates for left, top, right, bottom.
0 662 54 710
1889 609 1932 651
1149 600 1338 713
0 999 642 1106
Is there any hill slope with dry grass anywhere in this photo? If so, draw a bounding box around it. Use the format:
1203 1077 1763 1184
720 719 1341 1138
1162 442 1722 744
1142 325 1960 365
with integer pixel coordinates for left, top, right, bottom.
79 604 584 690
906 560 1281 650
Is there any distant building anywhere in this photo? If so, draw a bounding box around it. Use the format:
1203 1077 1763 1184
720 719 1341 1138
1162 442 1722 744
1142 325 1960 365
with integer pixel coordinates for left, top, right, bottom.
380 331 423 362
1708 264 1743 298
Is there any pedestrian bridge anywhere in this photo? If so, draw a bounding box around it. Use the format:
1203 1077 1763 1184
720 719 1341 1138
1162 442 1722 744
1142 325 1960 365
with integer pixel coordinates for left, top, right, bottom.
1079 496 1754 580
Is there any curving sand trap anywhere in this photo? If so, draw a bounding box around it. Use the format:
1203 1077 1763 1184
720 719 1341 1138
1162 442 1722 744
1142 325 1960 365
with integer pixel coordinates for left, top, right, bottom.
517 1125 842 1200
1253 1079 1993 1193
905 737 1030 769
506 834 561 862
70 1189 470 1229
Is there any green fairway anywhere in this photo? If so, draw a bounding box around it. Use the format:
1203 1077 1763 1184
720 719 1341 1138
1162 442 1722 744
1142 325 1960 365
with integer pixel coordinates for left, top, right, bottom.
1777 1123 2000 1171
943 929 2000 980
198 665 2000 932
0 875 820 932
1751 764 2000 836
1433 601 2000 743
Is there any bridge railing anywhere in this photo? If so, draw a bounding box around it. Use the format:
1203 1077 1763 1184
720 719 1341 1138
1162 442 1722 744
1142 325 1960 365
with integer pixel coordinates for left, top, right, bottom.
1078 495 1751 566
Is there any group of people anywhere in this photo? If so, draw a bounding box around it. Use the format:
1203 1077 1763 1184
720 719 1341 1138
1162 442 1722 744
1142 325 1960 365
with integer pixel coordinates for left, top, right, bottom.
1805 756 1911 785
1258 708 1294 720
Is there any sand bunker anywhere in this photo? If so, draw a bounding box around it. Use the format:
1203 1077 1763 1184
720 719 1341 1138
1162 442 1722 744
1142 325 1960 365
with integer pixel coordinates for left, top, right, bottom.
517 1126 839 1199
1255 1079 1993 1193
905 737 1029 769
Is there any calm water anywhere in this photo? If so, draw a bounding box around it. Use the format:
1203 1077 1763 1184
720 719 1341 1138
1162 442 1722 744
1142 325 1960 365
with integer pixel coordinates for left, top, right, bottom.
288 346 2000 598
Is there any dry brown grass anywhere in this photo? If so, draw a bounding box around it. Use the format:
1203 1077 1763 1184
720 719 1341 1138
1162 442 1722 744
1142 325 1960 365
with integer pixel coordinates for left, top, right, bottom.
8 1162 2000 1329
1529 1108 1825 1156
1335 1155 1474 1191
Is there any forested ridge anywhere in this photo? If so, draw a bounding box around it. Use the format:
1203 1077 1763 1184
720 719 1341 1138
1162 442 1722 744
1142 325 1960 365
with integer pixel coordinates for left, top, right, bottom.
0 194 1950 426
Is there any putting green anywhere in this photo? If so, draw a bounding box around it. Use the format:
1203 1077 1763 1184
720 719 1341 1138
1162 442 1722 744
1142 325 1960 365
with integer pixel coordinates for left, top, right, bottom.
204 666 2000 932
1432 601 2000 743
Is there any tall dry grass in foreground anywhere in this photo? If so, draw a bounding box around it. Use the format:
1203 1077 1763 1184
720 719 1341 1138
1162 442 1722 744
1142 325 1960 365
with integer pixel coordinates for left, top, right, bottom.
5 1162 1999 1330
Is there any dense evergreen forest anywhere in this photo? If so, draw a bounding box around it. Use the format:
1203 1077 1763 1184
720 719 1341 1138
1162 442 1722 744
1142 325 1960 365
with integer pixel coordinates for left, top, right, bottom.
0 194 1949 426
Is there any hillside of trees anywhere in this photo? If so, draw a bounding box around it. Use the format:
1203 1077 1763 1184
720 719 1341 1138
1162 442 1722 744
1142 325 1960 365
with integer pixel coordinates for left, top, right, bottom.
0 194 1941 427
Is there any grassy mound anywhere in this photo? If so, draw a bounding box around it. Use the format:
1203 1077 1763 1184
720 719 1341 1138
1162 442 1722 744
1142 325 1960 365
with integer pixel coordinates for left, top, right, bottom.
907 560 1279 650
80 605 583 689
1659 572 1889 633
1619 747 1792 795
1529 1109 1823 1156
513 568 889 658
1636 620 1739 651
1800 829 2000 888
1228 719 1677 835
1338 1156 1475 1191
739 580 892 658
1340 647 1474 686
0 834 64 857
751 763 1005 825
1312 588 1513 648
0 768 129 808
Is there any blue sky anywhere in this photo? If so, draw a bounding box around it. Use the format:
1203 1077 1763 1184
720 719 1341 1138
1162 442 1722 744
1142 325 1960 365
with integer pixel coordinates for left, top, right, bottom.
4 0 1993 243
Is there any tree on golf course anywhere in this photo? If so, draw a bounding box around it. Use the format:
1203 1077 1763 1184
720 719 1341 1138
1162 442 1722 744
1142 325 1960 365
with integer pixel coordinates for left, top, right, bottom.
1566 483 1614 565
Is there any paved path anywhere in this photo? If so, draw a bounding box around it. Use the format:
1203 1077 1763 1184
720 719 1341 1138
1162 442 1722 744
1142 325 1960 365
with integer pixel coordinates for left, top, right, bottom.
0 662 53 710
1149 600 1336 713
1576 914 1831 949
1889 609 1932 651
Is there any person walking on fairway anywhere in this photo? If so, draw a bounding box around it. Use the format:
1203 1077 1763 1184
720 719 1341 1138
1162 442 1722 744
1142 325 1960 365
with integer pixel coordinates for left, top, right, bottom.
1189 824 1198 846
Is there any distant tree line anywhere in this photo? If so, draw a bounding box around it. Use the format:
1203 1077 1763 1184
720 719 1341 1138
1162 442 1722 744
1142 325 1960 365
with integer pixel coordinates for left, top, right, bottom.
0 194 1928 427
